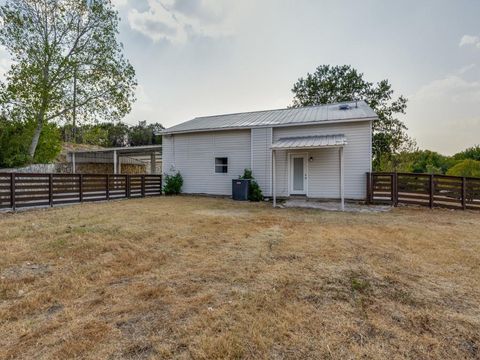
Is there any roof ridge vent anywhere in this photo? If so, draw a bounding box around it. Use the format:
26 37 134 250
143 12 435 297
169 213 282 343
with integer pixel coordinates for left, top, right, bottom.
338 104 350 110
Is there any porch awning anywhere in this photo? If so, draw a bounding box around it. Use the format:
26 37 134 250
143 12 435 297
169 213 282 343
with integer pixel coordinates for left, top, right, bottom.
271 134 347 150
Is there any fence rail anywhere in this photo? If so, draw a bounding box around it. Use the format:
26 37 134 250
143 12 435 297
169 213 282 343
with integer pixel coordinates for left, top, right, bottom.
0 173 162 211
366 172 480 211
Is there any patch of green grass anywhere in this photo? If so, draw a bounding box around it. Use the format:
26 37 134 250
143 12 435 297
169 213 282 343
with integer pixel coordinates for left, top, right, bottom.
350 277 370 294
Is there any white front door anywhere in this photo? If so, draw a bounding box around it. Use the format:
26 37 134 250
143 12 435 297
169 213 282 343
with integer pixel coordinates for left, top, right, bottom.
290 154 307 195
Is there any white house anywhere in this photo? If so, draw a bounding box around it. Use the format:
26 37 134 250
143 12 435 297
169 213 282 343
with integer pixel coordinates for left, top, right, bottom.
162 101 377 208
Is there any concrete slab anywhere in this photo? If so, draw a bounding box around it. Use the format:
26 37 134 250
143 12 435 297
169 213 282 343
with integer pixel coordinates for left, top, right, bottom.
281 199 391 213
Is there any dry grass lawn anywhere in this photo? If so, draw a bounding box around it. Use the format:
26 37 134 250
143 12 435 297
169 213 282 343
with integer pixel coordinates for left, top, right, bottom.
0 196 479 359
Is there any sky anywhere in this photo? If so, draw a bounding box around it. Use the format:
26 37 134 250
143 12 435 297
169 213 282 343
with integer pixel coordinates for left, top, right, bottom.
1 0 480 155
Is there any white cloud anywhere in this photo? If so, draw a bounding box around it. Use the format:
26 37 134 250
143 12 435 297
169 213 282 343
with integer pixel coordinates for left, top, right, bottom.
459 34 480 48
112 0 129 9
457 63 476 75
126 0 230 44
170 0 222 22
414 75 480 103
128 4 185 43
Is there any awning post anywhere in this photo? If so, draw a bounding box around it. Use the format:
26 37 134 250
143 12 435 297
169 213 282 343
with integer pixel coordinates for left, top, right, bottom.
113 150 117 174
339 147 345 211
272 149 276 208
150 152 156 174
72 153 76 174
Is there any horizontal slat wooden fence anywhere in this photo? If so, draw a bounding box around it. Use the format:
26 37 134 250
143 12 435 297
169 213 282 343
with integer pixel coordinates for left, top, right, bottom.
0 173 162 211
366 172 480 211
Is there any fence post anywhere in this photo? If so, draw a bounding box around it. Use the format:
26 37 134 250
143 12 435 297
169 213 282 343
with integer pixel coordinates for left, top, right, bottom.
462 177 467 210
429 174 434 209
393 172 398 207
106 174 110 200
49 174 53 207
366 172 371 204
126 175 130 198
141 175 145 197
79 174 83 203
10 173 15 211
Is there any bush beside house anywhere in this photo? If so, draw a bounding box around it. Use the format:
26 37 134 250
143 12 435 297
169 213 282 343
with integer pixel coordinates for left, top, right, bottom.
239 169 264 202
163 171 183 195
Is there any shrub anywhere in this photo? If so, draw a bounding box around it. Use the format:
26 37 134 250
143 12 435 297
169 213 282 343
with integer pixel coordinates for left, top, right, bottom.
446 159 480 178
239 168 263 202
163 171 183 195
248 181 264 202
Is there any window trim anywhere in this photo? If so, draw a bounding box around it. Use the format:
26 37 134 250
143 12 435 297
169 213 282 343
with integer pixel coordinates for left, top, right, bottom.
214 157 229 174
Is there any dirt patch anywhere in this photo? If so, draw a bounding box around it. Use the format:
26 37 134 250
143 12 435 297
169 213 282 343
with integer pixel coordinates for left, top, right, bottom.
1 262 51 281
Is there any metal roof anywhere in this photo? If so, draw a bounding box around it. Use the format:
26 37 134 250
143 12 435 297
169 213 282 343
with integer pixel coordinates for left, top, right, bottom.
271 134 347 150
163 101 376 134
68 145 162 156
67 145 162 168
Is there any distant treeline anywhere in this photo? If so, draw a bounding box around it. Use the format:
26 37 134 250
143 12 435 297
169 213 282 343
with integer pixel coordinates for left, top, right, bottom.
61 121 163 148
2 116 479 178
0 119 163 168
378 147 480 178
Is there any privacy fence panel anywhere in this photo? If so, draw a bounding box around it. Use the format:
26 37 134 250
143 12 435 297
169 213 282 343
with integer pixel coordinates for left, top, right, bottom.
0 173 162 211
0 174 11 209
367 172 480 211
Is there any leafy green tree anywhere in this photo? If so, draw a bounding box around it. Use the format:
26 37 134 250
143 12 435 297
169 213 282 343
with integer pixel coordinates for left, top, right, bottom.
0 118 30 167
377 149 459 174
447 159 480 178
59 120 163 147
375 150 419 173
291 65 412 169
128 121 163 146
453 145 480 161
0 117 61 167
410 150 451 174
80 125 110 146
33 121 63 163
98 122 129 147
0 0 136 160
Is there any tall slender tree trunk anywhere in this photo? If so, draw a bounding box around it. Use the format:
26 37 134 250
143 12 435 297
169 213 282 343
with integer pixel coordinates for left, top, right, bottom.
29 100 47 159
29 64 50 159
72 67 77 143
28 115 44 159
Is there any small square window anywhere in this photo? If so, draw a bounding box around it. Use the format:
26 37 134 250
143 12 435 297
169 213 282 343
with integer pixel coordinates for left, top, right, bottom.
215 157 228 173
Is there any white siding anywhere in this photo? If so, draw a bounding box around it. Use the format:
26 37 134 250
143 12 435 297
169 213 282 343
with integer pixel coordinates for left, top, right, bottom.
162 121 371 199
251 128 272 196
272 121 371 199
162 130 251 196
162 135 175 174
